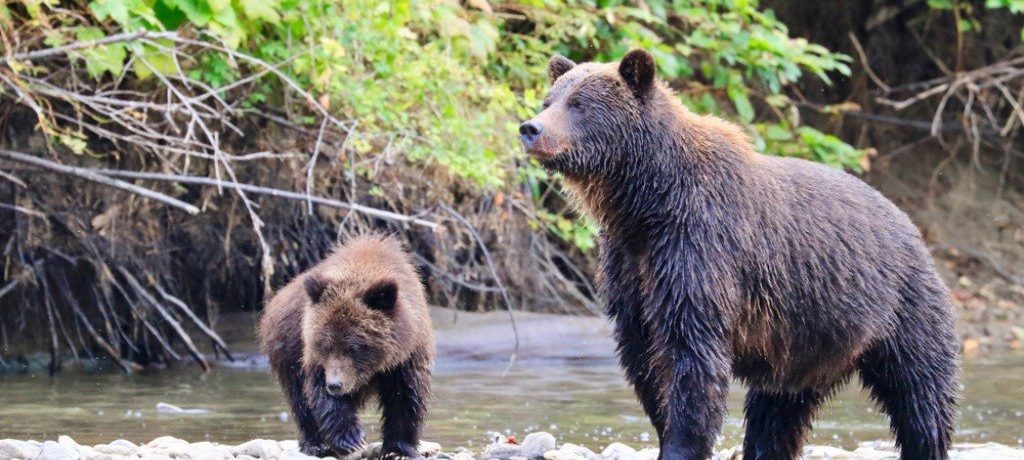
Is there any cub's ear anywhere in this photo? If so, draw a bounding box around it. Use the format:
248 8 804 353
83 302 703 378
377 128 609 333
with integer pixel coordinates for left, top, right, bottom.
548 54 576 84
362 280 398 313
304 274 328 304
619 49 656 97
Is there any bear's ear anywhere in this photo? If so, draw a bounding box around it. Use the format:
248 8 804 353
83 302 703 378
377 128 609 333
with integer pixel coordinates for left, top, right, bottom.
548 54 576 84
619 49 656 97
362 280 398 313
304 274 328 304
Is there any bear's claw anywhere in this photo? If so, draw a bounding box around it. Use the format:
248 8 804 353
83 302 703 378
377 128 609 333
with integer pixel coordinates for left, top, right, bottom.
299 441 332 457
325 423 366 456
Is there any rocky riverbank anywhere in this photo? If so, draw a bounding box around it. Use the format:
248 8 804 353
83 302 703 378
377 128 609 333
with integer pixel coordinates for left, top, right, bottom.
2 433 1023 460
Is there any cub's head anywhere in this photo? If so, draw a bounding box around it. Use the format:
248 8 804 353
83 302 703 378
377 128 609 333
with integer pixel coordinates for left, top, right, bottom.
300 235 430 396
519 49 670 178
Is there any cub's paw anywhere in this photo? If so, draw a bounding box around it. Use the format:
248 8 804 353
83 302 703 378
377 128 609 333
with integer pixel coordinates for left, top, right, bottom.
381 442 424 460
299 441 332 458
381 452 426 460
325 423 367 456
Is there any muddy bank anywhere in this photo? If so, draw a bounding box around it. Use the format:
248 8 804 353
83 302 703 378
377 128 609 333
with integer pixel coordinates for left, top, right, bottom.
2 433 1023 460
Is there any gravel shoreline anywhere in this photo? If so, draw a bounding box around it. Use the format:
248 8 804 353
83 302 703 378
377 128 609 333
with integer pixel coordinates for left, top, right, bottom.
2 432 1023 460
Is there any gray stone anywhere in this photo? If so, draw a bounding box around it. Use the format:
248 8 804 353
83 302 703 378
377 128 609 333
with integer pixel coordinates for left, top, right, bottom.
0 439 42 460
38 440 79 460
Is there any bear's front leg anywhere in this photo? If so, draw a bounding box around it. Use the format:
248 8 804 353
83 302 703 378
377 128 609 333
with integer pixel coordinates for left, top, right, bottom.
648 253 736 460
601 245 666 443
376 351 432 460
305 371 367 457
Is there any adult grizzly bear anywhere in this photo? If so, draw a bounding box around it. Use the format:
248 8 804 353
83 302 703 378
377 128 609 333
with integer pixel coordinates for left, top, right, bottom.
258 234 434 459
520 50 958 460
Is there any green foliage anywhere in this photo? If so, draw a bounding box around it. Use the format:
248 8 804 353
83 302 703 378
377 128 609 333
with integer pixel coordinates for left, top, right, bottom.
14 0 865 251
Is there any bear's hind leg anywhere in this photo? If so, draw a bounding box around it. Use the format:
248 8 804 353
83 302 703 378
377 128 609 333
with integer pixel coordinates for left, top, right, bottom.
742 389 828 460
857 311 958 460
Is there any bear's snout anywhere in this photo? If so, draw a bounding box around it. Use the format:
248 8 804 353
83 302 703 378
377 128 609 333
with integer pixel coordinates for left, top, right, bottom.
519 120 543 151
325 379 343 396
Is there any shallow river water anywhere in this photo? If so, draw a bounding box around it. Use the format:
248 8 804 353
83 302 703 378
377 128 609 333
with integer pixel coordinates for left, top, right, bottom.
0 354 1022 452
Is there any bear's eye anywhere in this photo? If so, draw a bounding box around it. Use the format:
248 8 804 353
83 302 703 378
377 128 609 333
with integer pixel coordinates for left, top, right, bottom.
567 99 585 112
541 100 552 110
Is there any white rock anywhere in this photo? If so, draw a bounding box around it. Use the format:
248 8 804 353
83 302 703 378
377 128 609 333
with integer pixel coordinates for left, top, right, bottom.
482 441 523 460
186 441 233 459
803 445 859 459
598 443 637 460
279 450 320 460
520 433 557 459
108 440 137 451
146 436 189 450
419 441 442 457
543 443 595 460
952 443 1024 460
635 448 659 460
38 440 79 460
0 439 42 460
280 440 300 452
850 446 898 460
231 439 283 459
59 436 93 459
93 439 138 457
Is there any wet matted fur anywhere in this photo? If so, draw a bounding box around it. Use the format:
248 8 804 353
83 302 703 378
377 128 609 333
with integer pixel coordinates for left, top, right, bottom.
521 50 959 460
258 234 434 459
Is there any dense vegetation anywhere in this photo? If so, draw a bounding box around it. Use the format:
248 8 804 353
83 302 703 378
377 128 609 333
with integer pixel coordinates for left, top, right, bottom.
1 1 1022 370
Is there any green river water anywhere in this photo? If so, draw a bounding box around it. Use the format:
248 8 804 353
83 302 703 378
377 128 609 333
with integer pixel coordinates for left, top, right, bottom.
0 354 1021 452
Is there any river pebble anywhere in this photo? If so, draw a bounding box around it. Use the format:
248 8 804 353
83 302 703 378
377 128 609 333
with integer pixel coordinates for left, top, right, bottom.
36 441 77 460
1 434 1023 460
0 439 41 460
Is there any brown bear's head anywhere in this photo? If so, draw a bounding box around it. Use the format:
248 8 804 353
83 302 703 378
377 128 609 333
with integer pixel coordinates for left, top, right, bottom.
300 235 431 396
519 49 672 178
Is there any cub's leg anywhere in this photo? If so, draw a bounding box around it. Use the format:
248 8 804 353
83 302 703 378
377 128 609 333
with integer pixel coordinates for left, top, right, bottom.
304 370 368 457
277 364 330 456
742 389 829 460
376 351 432 460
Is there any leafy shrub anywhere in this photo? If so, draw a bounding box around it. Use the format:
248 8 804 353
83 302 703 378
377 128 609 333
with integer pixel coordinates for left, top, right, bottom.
4 0 864 251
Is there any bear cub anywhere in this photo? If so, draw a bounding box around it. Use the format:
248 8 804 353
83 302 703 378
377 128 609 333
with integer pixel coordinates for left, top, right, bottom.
521 50 959 460
259 234 434 459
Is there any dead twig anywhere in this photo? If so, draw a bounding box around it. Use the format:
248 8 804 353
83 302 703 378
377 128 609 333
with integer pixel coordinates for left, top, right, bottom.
0 149 200 215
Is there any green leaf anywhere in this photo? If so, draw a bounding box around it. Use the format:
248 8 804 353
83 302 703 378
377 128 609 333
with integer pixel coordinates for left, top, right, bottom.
239 0 280 24
728 85 755 122
74 28 127 79
89 0 131 24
